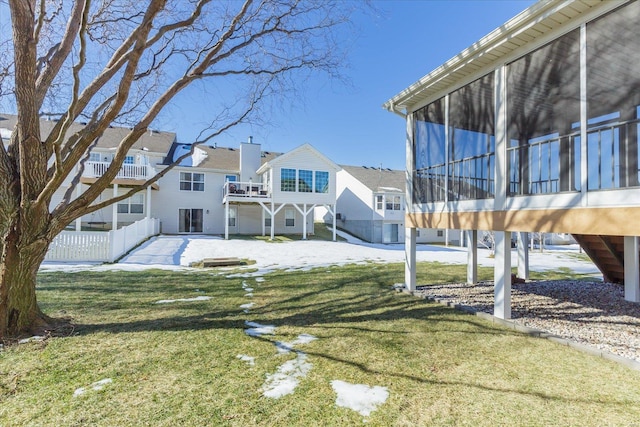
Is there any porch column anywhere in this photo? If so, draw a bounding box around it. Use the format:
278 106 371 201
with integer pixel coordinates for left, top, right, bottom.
261 208 266 237
146 186 152 219
75 183 82 231
494 231 512 319
466 230 478 285
224 200 229 240
112 183 118 231
270 201 275 241
624 236 640 302
302 203 307 240
332 204 336 241
517 231 530 280
405 227 417 291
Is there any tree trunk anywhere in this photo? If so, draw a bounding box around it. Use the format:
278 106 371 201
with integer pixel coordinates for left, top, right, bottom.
0 227 52 339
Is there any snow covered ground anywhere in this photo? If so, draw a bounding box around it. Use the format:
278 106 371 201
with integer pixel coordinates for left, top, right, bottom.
40 230 600 277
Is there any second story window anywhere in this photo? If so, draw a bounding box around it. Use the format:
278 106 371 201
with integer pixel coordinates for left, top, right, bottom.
315 171 329 193
376 195 383 210
298 170 313 192
180 172 204 191
385 195 402 211
281 168 296 191
124 155 135 164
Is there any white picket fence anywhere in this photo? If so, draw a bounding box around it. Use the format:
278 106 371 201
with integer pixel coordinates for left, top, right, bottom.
45 217 160 262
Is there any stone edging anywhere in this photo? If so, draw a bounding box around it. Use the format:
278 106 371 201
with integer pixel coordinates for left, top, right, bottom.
394 286 640 372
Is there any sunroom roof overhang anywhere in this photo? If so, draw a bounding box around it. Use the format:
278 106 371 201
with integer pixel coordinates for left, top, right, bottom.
383 0 622 116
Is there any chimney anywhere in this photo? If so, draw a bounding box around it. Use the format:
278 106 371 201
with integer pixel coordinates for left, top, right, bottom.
240 138 261 182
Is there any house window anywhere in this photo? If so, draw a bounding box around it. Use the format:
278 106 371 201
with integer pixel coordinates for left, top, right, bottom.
437 230 444 237
298 169 313 192
376 195 383 210
225 175 237 182
180 172 204 191
315 171 329 193
124 155 135 164
281 168 296 192
178 208 203 233
117 193 144 214
265 217 272 227
228 206 237 227
285 208 295 227
89 152 101 162
385 196 402 211
393 196 401 210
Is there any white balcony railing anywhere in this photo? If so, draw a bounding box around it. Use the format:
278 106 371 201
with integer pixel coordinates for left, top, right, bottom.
83 161 153 180
223 181 270 199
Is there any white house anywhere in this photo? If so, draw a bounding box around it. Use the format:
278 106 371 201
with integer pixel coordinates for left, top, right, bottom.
1 114 340 241
384 0 640 319
321 165 461 244
155 139 341 240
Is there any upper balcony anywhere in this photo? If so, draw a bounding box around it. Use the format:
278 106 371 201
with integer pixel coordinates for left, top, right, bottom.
223 181 271 203
83 161 154 181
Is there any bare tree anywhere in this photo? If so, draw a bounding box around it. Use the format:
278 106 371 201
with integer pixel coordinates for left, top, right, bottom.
0 0 361 339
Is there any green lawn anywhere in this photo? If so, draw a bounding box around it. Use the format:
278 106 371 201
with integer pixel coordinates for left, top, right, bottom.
1 263 639 426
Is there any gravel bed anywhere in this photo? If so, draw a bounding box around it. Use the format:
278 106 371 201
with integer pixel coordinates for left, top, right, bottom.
415 280 640 363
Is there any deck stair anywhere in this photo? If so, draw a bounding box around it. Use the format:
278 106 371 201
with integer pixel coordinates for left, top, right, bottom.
571 234 628 283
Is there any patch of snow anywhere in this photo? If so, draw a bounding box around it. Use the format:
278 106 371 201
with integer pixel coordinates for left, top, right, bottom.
245 293 254 297
73 378 113 397
275 334 318 354
255 277 265 282
244 321 276 337
18 335 45 344
155 296 211 304
244 287 254 292
240 302 255 314
262 353 312 399
236 354 255 366
331 380 389 418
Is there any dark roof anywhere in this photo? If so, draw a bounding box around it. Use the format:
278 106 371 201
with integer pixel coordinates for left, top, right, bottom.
0 113 176 154
164 142 282 171
341 165 405 192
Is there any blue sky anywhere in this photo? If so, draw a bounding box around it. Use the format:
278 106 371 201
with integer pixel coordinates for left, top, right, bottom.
162 0 535 170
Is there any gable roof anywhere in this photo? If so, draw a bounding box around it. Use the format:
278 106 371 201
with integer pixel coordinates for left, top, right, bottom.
383 0 623 114
0 113 176 154
341 165 405 193
164 142 282 171
256 143 341 174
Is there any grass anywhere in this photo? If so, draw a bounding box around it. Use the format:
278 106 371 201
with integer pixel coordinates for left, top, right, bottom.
1 262 640 426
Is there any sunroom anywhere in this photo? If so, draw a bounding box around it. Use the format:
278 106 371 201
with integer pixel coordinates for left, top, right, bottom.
385 0 640 319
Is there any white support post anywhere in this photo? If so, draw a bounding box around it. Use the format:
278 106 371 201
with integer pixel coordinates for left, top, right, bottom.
146 186 152 219
303 203 307 240
224 201 229 240
517 231 530 280
624 236 640 302
332 205 336 241
261 208 266 236
467 230 478 285
494 231 512 319
270 201 275 241
112 183 118 231
75 183 82 231
405 227 417 291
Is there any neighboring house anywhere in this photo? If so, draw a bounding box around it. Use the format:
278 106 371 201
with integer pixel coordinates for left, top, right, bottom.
0 114 340 240
0 113 175 231
319 165 461 244
155 140 340 240
384 0 640 319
